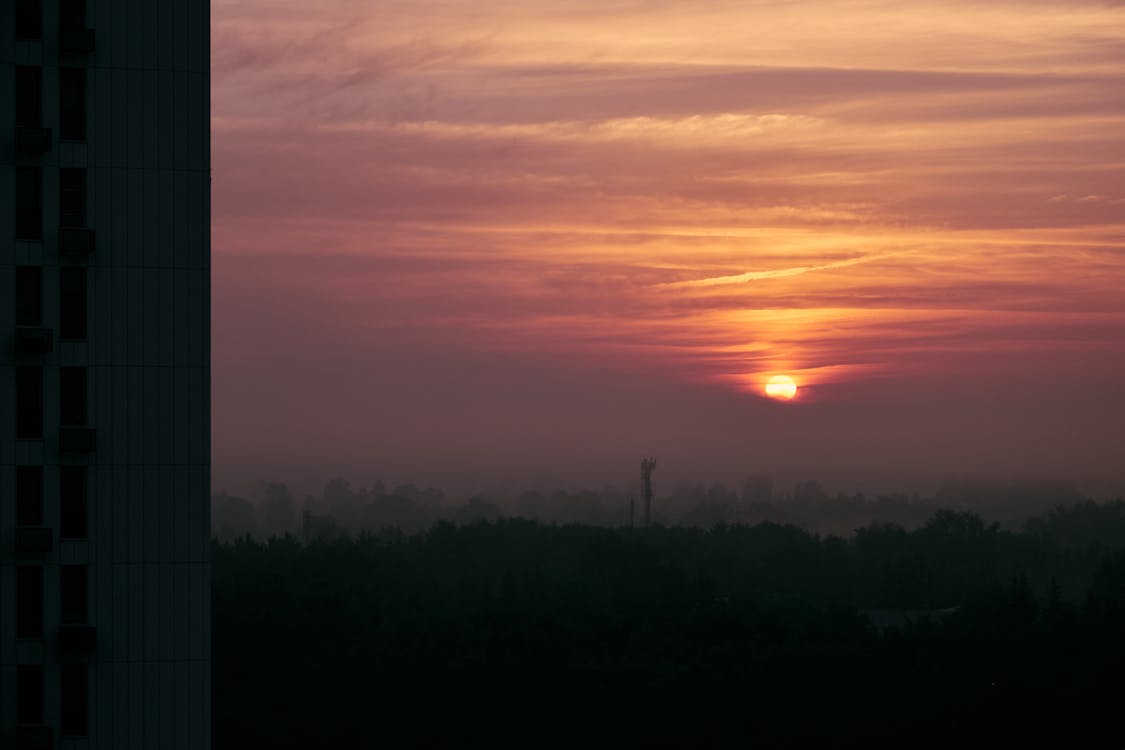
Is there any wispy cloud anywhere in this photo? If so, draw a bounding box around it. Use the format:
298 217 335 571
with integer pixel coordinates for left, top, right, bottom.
660 254 893 289
212 0 1125 401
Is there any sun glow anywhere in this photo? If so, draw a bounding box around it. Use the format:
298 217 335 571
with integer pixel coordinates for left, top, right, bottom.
764 375 798 401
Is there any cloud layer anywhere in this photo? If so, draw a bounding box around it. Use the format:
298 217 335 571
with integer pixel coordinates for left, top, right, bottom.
211 0 1125 494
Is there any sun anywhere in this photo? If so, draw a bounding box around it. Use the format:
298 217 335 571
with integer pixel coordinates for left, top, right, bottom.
764 375 798 401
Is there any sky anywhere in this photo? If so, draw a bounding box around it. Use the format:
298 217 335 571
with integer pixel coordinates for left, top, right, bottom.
211 0 1125 499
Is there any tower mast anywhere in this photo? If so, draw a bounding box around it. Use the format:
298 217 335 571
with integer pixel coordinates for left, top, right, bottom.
640 457 657 526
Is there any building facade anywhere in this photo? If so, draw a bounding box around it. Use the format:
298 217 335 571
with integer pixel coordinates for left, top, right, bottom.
1 1 210 747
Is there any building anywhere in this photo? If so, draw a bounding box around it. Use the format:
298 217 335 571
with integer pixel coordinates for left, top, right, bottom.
2 1 210 747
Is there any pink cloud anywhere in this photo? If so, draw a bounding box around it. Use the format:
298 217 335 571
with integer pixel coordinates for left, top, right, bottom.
210 0 1125 493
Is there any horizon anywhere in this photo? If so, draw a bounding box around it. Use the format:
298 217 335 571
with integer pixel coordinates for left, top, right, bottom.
212 469 1116 514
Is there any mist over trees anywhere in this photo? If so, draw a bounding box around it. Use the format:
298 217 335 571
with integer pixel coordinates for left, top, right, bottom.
211 474 1097 542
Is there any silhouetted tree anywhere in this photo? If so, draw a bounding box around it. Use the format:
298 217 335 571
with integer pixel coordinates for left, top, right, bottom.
212 492 257 541
212 508 1125 747
259 482 295 537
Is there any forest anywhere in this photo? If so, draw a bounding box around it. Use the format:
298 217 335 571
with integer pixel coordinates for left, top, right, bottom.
214 500 1125 746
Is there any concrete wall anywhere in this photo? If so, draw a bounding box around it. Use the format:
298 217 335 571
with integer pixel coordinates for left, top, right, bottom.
1 2 210 747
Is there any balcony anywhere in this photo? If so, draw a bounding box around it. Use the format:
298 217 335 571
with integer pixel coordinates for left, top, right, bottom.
59 426 96 453
15 127 52 154
59 227 95 255
58 624 97 653
14 327 53 355
15 527 53 557
59 27 96 55
15 725 55 750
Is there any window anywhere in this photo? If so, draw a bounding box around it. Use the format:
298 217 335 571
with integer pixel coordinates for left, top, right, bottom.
60 267 88 340
59 68 87 141
17 466 45 526
60 168 86 227
61 565 88 624
16 566 44 638
17 665 45 725
60 466 89 538
60 367 87 426
16 167 43 240
59 0 86 28
15 66 42 127
15 266 42 326
60 664 89 736
16 366 44 440
15 0 42 39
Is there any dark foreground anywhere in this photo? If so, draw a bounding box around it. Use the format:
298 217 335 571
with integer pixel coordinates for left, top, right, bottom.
214 506 1125 747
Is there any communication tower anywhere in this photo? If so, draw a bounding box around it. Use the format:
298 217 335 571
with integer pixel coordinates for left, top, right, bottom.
641 457 657 525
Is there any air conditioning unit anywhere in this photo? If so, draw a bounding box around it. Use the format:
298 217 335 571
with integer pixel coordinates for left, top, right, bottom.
15 127 52 154
58 624 98 653
15 527 53 557
14 327 54 354
59 426 97 453
59 227 96 254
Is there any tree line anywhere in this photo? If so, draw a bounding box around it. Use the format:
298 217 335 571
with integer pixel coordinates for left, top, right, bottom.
214 503 1125 746
212 475 1096 540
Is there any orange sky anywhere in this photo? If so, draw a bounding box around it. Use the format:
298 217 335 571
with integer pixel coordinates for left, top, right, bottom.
211 1 1125 496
